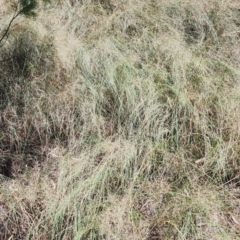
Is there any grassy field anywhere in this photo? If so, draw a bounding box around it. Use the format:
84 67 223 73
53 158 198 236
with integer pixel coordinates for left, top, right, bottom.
1 0 240 239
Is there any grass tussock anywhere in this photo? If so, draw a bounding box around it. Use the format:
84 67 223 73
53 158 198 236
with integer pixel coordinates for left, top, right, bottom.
1 0 240 239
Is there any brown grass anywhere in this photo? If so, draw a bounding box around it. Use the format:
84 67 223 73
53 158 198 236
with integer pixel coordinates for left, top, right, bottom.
0 0 240 239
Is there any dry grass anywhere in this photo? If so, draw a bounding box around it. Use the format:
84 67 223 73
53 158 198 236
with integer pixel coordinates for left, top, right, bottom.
1 0 240 239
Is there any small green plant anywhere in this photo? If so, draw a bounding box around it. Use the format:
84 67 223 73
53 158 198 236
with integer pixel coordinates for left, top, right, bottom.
0 0 38 47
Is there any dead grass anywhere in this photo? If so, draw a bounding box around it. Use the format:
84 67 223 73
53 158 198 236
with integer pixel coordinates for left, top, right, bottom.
0 0 240 239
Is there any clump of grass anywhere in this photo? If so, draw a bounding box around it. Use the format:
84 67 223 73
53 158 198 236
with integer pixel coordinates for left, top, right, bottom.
0 26 52 178
1 0 240 239
0 22 73 178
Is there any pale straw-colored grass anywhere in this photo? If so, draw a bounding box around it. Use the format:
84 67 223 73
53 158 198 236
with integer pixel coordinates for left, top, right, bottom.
0 0 240 239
